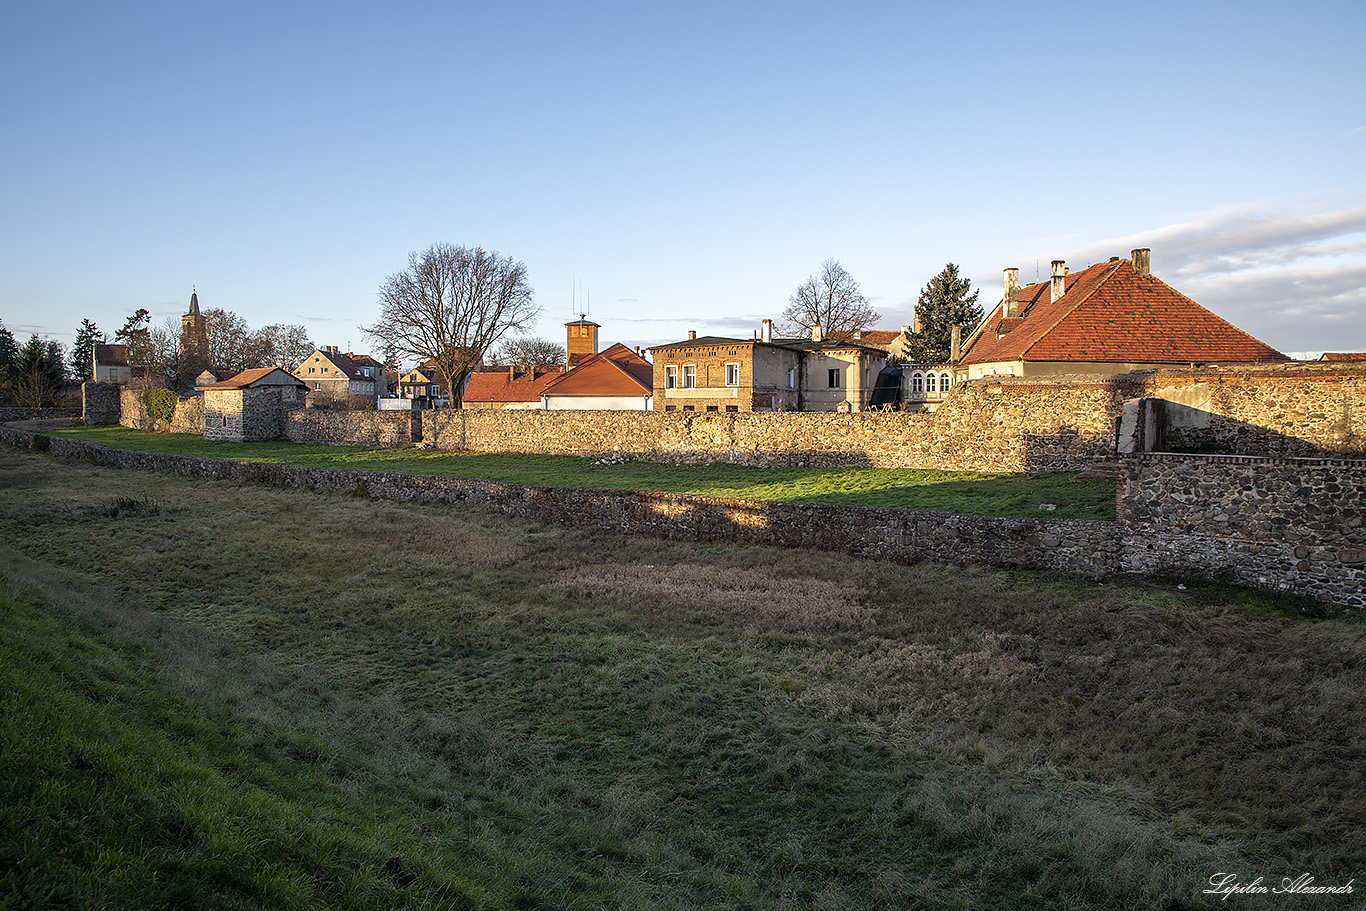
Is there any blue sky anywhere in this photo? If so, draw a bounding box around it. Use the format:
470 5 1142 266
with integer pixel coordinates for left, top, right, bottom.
3 0 1363 362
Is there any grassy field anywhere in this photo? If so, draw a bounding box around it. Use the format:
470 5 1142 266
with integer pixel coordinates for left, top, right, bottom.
1 446 1362 909
48 424 1117 519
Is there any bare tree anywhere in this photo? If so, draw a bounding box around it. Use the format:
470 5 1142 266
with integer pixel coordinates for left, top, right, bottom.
204 308 254 374
254 324 313 370
778 258 880 337
366 243 539 407
485 337 566 368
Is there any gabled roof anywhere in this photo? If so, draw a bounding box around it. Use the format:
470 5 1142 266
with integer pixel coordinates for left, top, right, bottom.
204 367 308 390
771 337 888 355
822 329 902 351
649 336 755 352
1321 352 1366 362
464 365 564 404
959 255 1287 366
93 344 129 366
543 343 653 397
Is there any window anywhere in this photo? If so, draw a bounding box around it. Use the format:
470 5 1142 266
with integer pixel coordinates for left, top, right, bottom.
927 373 937 393
724 363 739 386
911 372 923 392
665 366 677 389
939 372 952 391
308 367 315 374
725 405 738 412
828 368 841 388
683 405 695 411
788 368 795 388
706 405 718 412
683 365 696 388
313 382 321 391
665 405 676 412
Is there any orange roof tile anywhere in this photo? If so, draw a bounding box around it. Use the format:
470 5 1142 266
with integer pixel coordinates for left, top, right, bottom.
542 343 653 397
203 367 307 390
1321 352 1366 361
463 366 564 403
959 256 1287 366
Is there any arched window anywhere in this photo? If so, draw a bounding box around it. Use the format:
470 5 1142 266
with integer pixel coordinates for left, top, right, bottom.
911 372 923 393
926 373 937 393
939 372 952 391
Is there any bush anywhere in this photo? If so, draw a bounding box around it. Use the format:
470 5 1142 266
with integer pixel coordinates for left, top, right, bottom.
142 389 178 428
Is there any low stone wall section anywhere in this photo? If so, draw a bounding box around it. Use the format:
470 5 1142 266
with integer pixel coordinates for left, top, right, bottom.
4 427 1360 609
81 383 121 425
286 409 416 448
118 387 206 434
0 406 82 423
1118 453 1365 609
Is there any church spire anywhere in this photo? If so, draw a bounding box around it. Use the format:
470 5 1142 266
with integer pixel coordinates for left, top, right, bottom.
188 288 199 315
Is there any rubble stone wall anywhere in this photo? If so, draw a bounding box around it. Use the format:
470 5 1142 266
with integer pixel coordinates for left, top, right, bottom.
117 387 205 434
1 406 83 423
285 409 414 447
81 383 122 425
1145 363 1366 456
3 428 1360 609
1118 453 1365 609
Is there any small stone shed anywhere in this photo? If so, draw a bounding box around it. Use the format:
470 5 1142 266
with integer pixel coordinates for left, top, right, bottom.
202 367 308 442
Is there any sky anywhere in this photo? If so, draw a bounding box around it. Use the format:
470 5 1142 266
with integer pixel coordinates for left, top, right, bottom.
2 0 1363 364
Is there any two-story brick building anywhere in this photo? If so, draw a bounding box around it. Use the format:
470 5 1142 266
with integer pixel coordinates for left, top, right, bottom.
648 321 886 412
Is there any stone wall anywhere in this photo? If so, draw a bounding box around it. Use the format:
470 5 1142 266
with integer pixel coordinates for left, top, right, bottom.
205 385 306 442
1118 453 1365 609
286 409 415 447
1142 362 1365 456
118 387 206 434
5 426 1359 609
318 375 1129 472
81 383 122 425
0 406 82 423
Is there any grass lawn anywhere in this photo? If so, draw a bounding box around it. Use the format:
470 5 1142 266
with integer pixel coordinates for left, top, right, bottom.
1 447 1362 909
50 424 1117 519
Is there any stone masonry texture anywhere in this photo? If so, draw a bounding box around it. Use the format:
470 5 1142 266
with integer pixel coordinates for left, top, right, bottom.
3 427 1359 610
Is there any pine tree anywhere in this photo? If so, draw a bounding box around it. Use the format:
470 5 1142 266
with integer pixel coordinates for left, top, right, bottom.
70 318 105 383
15 335 68 406
905 263 982 365
0 321 17 403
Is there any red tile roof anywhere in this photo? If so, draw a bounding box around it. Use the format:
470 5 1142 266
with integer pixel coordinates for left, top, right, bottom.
1321 352 1366 361
823 329 902 350
203 367 307 390
959 256 1287 366
463 366 565 403
542 343 653 397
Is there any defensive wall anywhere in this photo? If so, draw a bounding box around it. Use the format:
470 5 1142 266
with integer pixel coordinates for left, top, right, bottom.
5 427 1360 610
0 406 82 423
280 364 1366 471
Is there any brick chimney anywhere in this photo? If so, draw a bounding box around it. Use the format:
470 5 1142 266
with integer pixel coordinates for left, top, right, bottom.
687 330 696 340
1003 268 1020 318
1132 248 1151 277
761 319 772 343
1050 260 1066 303
811 323 823 342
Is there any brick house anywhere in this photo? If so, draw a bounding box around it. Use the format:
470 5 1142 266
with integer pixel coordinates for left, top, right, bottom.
202 367 308 442
956 248 1288 381
648 321 886 412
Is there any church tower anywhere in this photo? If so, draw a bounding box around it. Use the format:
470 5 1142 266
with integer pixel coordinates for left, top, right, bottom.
180 290 210 382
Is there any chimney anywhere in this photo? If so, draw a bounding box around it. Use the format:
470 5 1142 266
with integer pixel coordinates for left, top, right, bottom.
687 330 696 340
1050 260 1066 303
950 324 962 363
1132 248 1151 277
761 319 772 343
911 318 921 335
853 329 862 341
811 323 823 342
1003 268 1020 318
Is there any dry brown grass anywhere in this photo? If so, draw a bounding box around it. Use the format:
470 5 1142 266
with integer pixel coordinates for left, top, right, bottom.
2 444 1362 908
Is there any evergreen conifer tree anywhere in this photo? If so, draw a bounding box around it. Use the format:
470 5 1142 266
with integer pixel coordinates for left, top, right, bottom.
905 263 982 365
70 318 105 383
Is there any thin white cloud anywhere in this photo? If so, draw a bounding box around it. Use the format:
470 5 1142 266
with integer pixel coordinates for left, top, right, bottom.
1049 202 1366 352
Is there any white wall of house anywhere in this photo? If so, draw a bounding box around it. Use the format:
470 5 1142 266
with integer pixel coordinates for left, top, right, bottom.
544 395 652 411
